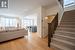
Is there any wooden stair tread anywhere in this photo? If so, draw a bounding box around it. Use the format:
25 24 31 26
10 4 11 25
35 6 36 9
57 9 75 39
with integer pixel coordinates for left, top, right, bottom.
52 38 75 46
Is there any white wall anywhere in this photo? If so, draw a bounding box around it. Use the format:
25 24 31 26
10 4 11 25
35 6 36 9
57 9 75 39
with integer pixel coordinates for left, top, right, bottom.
46 5 59 16
37 7 43 38
41 7 47 38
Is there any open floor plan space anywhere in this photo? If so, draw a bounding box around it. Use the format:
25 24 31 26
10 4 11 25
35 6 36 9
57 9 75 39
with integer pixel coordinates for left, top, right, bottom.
0 0 75 50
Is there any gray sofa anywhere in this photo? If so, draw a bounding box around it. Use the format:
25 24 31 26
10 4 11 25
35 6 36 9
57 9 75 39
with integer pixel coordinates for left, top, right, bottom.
0 28 28 42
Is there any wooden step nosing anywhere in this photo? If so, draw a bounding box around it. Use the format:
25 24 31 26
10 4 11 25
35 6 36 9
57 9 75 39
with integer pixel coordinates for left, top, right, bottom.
55 31 75 35
51 43 71 50
59 25 75 26
52 38 75 46
54 34 75 40
57 27 75 30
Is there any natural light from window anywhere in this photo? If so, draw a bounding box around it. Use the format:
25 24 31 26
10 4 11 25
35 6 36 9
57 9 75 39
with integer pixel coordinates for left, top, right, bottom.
64 0 75 7
0 17 17 27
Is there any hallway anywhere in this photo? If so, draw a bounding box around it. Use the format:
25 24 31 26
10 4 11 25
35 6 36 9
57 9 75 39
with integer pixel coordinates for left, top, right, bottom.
0 33 54 50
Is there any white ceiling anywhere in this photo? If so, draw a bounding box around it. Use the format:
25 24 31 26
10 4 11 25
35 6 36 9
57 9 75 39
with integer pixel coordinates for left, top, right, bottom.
0 0 57 17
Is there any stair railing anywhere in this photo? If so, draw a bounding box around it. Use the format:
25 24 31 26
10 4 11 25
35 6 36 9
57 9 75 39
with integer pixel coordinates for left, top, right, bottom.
58 0 64 8
48 13 58 47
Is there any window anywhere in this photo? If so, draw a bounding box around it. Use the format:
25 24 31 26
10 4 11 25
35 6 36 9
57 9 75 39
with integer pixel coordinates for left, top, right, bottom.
0 17 17 27
21 17 35 29
22 18 33 26
64 0 75 7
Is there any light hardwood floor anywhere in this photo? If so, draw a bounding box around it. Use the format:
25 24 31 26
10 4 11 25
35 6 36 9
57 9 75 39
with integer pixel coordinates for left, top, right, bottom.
0 32 54 50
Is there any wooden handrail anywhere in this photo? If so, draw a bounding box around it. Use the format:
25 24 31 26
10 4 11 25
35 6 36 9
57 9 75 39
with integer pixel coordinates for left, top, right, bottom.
48 13 58 47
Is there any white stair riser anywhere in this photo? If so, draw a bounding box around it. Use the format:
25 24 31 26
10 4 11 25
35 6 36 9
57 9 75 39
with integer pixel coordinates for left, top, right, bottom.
53 35 75 44
57 28 75 32
50 45 61 50
51 39 75 50
55 32 75 37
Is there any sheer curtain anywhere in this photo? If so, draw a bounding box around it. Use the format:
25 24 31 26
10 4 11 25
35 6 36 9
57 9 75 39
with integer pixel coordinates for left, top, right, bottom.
0 17 17 28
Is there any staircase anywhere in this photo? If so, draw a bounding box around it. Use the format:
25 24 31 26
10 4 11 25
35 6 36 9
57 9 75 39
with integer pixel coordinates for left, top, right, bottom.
50 10 75 50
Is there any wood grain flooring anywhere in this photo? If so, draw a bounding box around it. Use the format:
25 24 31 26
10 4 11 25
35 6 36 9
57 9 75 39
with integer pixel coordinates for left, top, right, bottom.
0 32 54 50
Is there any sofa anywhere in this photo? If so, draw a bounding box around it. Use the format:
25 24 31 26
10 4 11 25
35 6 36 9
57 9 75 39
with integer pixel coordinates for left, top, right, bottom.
0 28 28 42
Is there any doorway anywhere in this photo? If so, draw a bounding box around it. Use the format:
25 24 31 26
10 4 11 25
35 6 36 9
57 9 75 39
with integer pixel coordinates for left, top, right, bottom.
22 15 37 37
